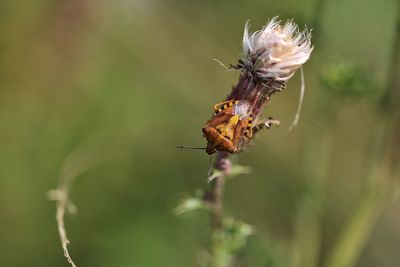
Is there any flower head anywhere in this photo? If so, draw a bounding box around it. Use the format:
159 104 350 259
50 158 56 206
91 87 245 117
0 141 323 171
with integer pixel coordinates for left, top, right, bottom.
200 17 313 156
242 17 313 81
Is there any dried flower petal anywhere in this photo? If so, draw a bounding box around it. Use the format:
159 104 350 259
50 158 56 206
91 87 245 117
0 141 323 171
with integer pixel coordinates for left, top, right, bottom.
242 17 313 81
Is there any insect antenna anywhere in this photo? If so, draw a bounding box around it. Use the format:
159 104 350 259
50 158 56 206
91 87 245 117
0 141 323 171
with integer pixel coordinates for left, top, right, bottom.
176 145 207 150
288 66 306 131
212 58 237 72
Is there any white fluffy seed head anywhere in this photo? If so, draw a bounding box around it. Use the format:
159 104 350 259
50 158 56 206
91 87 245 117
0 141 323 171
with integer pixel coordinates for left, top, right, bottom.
242 17 313 81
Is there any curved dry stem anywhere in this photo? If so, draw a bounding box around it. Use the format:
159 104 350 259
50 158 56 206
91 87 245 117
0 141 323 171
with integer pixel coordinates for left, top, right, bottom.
55 190 77 267
49 142 112 267
48 126 137 267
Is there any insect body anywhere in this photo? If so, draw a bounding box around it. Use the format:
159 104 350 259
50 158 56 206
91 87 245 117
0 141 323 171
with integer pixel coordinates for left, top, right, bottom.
202 100 253 154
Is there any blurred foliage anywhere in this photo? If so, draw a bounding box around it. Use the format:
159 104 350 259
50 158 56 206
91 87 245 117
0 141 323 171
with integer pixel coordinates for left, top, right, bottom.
175 164 252 267
174 190 209 215
211 218 253 267
321 61 380 97
0 0 399 267
208 165 251 182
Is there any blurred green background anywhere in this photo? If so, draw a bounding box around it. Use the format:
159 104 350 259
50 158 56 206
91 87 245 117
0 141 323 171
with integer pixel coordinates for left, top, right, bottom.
0 0 399 267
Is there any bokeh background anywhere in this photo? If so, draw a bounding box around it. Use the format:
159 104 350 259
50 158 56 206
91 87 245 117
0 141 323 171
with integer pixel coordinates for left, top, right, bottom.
0 0 399 267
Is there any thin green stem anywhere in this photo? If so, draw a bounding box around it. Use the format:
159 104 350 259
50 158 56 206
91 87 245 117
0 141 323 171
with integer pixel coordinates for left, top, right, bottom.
210 152 231 267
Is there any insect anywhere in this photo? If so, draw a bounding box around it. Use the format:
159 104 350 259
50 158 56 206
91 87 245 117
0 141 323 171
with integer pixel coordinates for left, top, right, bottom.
202 100 253 155
176 99 280 155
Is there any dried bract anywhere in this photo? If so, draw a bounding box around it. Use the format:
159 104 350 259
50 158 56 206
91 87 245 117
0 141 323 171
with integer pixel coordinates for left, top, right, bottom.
242 17 313 82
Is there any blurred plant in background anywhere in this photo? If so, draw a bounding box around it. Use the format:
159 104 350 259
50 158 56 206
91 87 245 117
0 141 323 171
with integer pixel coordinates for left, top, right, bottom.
321 60 379 97
293 6 400 267
175 165 253 267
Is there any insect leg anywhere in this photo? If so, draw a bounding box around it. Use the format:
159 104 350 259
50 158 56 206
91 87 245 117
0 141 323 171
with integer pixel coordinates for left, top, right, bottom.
252 117 280 136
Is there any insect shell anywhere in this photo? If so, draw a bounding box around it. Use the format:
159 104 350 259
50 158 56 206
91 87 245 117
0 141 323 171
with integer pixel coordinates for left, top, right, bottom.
202 100 253 155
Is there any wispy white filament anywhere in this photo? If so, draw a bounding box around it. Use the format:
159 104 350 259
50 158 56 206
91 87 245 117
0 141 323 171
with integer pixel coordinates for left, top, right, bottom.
288 66 305 131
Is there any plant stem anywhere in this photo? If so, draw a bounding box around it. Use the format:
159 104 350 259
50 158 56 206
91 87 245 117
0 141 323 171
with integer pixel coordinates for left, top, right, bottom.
210 152 231 267
211 174 224 230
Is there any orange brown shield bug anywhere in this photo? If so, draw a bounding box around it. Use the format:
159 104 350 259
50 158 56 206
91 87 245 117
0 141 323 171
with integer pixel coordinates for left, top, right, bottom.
202 100 253 155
